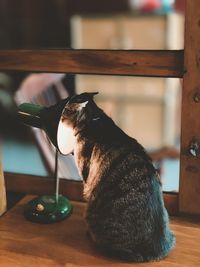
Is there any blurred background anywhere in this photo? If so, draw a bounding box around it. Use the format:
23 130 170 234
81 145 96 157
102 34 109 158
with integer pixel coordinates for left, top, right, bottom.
0 0 185 192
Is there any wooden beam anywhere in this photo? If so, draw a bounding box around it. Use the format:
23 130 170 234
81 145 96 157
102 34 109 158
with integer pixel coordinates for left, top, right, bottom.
5 172 83 202
179 1 200 215
0 49 183 77
5 172 179 215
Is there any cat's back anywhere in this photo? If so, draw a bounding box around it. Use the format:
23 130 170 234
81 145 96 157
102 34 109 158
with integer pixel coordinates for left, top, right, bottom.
87 138 156 213
86 143 175 262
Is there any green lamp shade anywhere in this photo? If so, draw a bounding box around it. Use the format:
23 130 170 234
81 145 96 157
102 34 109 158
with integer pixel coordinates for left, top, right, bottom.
18 99 70 154
24 195 72 224
18 103 43 128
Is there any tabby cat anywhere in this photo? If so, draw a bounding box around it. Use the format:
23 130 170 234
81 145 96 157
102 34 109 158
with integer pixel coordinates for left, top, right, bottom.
60 92 175 262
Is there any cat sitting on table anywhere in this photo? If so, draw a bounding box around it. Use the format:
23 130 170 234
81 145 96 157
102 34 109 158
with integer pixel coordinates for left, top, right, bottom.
60 92 175 262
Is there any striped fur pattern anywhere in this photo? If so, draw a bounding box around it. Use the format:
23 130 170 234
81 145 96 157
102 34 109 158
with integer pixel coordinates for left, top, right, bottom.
61 92 175 262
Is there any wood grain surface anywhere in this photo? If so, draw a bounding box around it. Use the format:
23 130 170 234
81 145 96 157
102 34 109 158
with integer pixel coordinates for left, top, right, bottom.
0 196 199 267
0 49 183 77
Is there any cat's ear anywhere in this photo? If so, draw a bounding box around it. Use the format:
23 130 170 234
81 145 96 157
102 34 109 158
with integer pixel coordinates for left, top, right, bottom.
78 92 98 103
78 101 88 111
68 92 98 104
86 92 99 99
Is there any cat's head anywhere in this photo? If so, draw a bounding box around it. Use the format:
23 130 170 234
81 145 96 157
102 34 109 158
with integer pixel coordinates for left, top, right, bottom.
57 92 100 154
60 92 101 130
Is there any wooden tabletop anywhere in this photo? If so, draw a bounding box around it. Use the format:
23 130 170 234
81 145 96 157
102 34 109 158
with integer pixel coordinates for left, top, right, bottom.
0 195 200 267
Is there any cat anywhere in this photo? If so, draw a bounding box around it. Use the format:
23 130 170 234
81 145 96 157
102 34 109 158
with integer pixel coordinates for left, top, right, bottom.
60 92 175 262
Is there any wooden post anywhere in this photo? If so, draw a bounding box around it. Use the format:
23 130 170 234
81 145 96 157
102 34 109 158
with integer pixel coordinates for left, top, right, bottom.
0 155 6 216
179 0 200 214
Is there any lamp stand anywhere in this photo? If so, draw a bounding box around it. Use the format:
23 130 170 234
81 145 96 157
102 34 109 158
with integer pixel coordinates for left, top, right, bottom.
24 150 72 223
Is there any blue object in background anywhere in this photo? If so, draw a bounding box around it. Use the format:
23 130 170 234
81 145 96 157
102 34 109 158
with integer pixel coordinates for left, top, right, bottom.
162 158 179 192
162 0 174 12
2 139 48 176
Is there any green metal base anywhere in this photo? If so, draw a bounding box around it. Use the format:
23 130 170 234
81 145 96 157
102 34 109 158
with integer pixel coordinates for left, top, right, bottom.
24 195 72 224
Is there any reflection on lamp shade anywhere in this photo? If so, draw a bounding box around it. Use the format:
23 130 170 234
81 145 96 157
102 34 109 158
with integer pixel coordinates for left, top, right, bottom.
57 119 76 155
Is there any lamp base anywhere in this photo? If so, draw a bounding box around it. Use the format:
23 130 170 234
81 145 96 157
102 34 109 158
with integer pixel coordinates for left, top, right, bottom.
24 195 72 223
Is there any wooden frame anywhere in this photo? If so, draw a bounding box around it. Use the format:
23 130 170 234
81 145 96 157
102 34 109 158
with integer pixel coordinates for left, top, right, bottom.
1 0 200 216
0 48 181 215
0 49 183 77
4 172 179 215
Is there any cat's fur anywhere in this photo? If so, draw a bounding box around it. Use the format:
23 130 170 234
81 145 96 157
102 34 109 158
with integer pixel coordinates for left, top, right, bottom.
61 92 175 262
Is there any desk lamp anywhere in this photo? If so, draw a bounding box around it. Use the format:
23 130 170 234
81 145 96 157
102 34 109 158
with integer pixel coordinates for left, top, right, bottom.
18 98 73 223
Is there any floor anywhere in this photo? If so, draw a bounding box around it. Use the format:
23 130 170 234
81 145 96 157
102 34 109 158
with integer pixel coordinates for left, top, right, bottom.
0 195 200 267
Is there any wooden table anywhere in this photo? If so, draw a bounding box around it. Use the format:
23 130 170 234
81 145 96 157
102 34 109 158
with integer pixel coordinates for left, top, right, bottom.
0 195 200 267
